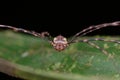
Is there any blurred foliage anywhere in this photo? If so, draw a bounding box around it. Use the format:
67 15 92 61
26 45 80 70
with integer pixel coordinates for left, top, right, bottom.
0 31 120 80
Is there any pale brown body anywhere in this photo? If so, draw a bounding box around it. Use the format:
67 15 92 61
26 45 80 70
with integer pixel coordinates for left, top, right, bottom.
51 35 68 51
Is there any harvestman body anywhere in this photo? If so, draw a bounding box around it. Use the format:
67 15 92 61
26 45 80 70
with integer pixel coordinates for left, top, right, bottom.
0 21 120 55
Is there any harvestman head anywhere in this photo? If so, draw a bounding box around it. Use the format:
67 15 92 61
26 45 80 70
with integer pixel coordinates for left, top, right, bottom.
0 21 120 54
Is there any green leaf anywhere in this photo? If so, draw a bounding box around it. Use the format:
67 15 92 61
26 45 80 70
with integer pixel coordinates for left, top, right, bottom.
0 30 120 80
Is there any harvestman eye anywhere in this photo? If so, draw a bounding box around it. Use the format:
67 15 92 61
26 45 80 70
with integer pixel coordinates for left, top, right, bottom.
0 21 120 54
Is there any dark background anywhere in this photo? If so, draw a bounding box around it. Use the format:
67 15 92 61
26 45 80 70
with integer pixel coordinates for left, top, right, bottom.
0 1 120 80
0 1 120 37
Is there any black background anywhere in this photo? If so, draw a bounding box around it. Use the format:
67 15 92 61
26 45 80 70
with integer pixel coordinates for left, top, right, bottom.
0 1 120 80
0 1 120 37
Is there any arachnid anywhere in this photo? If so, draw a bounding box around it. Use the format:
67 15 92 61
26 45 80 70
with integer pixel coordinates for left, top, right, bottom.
0 21 120 55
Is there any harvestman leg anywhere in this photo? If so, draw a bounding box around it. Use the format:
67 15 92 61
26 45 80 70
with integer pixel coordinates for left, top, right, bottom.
0 24 52 41
76 40 108 55
79 38 120 44
74 38 120 55
70 21 120 43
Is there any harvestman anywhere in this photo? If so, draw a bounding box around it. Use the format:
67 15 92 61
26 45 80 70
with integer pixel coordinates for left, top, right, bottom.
0 21 120 55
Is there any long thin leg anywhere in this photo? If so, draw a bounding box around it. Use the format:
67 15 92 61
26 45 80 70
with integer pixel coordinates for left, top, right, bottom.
69 21 120 43
0 24 52 41
79 40 108 55
73 38 120 55
78 38 120 44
